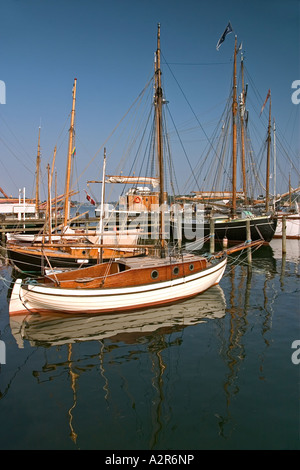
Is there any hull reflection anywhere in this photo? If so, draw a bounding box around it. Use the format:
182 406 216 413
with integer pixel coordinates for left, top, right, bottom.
10 285 226 348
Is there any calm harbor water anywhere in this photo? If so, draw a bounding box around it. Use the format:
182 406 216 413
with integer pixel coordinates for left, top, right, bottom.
0 238 299 450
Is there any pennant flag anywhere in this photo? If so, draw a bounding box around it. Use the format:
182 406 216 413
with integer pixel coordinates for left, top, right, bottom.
216 22 233 51
260 89 271 115
72 147 76 157
84 190 96 206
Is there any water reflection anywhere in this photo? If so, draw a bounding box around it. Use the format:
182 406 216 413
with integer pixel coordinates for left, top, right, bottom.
10 286 226 348
214 240 299 440
8 286 226 448
215 266 252 439
215 248 273 439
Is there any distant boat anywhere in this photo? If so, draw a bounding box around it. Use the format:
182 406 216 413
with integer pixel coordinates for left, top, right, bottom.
0 187 36 219
274 202 300 239
6 228 146 272
177 37 277 245
181 210 276 245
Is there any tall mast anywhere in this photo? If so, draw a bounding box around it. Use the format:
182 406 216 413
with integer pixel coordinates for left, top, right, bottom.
273 118 276 209
99 148 107 263
35 126 41 216
155 23 166 257
50 145 57 188
55 170 58 229
231 36 238 218
63 78 77 227
47 163 51 244
265 92 271 212
239 51 248 205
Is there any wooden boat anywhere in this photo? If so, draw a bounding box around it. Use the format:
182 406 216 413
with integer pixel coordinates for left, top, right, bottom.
9 252 227 316
6 230 147 271
9 25 265 318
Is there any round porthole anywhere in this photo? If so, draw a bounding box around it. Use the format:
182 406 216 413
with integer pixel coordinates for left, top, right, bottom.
82 250 86 255
173 266 179 275
189 264 194 271
151 270 159 279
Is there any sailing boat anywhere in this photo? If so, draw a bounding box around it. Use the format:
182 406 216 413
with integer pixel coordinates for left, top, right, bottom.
9 24 244 317
5 80 146 272
179 37 277 245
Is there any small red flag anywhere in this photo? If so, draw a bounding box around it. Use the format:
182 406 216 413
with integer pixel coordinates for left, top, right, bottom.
85 190 96 205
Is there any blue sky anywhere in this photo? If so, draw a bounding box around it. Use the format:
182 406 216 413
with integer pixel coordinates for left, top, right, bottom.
0 0 299 202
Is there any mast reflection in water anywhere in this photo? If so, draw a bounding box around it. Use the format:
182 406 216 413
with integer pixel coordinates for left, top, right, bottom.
0 240 299 450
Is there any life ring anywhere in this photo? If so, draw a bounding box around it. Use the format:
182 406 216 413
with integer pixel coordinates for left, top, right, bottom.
134 196 142 204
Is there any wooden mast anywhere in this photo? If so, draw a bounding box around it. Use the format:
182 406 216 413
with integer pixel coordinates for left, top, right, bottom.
55 170 58 229
47 163 51 244
99 148 107 263
239 51 248 205
231 36 238 218
155 23 166 257
273 118 276 208
265 91 271 212
50 145 57 188
63 78 77 227
35 126 41 216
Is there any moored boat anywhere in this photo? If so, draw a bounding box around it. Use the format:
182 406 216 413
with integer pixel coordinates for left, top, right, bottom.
9 252 227 316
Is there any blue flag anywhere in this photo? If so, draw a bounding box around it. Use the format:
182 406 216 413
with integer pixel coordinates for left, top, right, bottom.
216 22 233 51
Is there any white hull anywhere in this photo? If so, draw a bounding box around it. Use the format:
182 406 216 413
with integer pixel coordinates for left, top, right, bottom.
9 257 227 316
274 214 300 239
6 229 141 245
6 233 62 243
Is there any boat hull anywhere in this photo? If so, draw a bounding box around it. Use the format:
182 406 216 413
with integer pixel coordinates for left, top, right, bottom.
181 215 277 244
273 215 300 239
6 246 99 272
9 257 227 316
6 244 145 273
